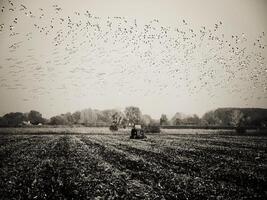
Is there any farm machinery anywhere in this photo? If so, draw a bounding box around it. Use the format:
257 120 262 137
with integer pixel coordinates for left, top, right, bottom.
130 124 147 139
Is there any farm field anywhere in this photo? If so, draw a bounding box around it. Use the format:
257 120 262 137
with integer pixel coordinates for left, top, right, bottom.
0 127 236 135
0 129 266 199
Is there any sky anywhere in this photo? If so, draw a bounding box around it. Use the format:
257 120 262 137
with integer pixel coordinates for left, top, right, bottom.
0 0 267 119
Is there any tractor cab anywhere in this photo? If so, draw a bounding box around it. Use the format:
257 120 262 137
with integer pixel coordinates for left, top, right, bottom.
130 124 146 139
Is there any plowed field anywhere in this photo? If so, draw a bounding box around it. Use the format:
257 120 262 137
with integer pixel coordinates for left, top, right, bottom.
0 131 266 199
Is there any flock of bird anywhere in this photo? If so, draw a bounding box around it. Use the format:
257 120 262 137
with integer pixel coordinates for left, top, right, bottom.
0 0 266 107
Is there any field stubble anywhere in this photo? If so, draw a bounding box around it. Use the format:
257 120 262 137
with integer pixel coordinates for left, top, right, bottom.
0 128 266 199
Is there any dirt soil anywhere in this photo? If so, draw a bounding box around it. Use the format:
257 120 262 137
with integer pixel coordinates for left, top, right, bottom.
0 131 266 199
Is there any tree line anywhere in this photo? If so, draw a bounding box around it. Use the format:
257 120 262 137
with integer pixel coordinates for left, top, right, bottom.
0 107 152 127
0 107 266 128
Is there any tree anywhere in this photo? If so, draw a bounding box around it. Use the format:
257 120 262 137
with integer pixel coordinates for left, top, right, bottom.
141 114 153 126
80 108 97 125
183 114 201 125
72 111 81 124
160 114 169 126
65 112 74 124
124 106 142 125
2 112 27 127
0 117 8 127
174 118 182 125
170 112 186 125
230 110 244 127
28 110 44 125
120 117 128 128
202 111 221 126
112 112 123 124
50 115 68 125
100 109 125 125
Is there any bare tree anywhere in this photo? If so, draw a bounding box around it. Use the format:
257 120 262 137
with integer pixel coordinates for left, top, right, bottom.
230 110 244 127
160 114 169 126
124 106 142 126
80 108 97 125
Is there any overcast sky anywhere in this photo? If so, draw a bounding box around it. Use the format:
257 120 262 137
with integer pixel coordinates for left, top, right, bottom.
0 0 267 119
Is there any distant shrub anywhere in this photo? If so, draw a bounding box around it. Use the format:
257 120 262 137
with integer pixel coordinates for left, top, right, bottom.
109 124 118 131
0 117 8 127
28 110 45 125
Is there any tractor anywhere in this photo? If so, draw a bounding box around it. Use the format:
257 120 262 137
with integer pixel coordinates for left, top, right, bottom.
130 124 146 139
